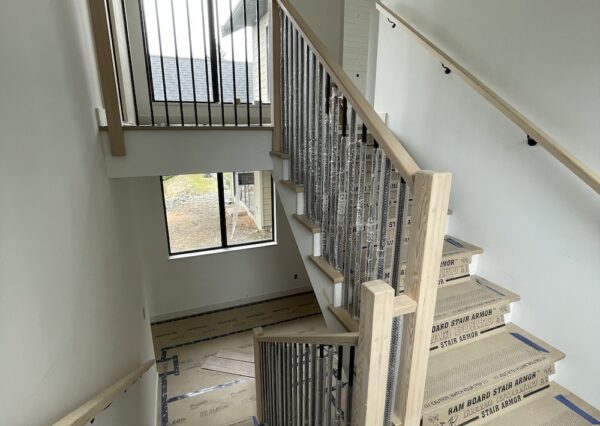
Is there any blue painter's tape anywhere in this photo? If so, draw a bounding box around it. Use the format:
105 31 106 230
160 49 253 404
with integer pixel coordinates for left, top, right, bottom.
555 394 600 424
252 416 260 425
445 237 464 248
510 332 549 353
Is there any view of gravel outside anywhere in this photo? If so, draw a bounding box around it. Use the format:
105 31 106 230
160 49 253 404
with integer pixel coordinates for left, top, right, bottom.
162 173 272 254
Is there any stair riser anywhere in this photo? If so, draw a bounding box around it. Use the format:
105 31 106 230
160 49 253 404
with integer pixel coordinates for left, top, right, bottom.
424 363 555 426
430 306 510 353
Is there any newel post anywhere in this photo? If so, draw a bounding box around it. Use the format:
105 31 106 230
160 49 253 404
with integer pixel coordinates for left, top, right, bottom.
88 0 125 156
353 280 395 425
393 171 452 426
270 0 282 151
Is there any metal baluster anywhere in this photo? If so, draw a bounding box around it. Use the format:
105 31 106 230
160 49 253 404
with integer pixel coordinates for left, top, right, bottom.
183 0 198 125
334 98 348 270
153 0 169 124
305 49 313 219
346 346 355 425
314 61 323 223
352 130 367 319
198 0 212 125
365 146 382 281
212 0 225 124
120 0 139 124
281 17 288 150
257 0 264 125
168 0 185 124
326 345 334 426
137 0 155 125
311 344 317 425
304 344 310 424
342 108 357 309
328 86 340 262
292 343 297 425
320 73 331 257
242 0 250 125
316 345 324 426
335 346 344 425
375 155 391 280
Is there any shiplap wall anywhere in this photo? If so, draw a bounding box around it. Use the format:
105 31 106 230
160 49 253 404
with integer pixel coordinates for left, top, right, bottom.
342 0 372 95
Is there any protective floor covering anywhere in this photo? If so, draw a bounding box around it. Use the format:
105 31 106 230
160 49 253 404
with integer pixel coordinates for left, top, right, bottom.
151 292 326 426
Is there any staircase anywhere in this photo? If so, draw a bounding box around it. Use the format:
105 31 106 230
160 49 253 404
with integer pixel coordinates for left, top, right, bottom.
254 0 600 424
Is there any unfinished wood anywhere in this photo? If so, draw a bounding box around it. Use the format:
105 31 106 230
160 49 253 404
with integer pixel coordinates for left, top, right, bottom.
53 359 154 426
119 125 274 131
393 294 418 316
309 255 344 283
395 171 452 426
376 1 600 195
276 0 421 187
270 0 282 151
253 328 264 422
353 280 395 426
201 355 255 378
258 332 359 345
270 150 290 159
279 179 304 193
293 214 321 233
89 0 125 156
328 305 359 332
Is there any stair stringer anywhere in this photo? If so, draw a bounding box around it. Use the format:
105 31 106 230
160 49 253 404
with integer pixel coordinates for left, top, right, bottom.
272 155 346 332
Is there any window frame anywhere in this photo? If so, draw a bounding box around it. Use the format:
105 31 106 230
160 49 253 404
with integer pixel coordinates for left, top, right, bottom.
160 172 276 257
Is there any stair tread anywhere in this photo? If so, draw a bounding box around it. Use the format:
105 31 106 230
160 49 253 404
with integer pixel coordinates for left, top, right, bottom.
424 323 565 412
309 255 343 283
270 150 289 159
434 275 519 322
293 214 320 233
279 179 304 192
486 382 600 425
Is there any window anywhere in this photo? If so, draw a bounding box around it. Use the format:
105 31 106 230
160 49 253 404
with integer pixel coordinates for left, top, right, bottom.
161 170 274 255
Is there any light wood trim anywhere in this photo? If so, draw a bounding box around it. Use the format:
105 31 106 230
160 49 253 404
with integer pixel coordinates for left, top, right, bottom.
377 1 600 195
293 214 321 233
328 305 359 332
89 0 125 156
394 171 452 425
309 255 344 283
270 150 290 159
53 360 155 426
118 125 274 132
276 0 421 187
258 332 359 345
253 327 265 422
393 294 418 316
270 0 282 151
353 280 395 426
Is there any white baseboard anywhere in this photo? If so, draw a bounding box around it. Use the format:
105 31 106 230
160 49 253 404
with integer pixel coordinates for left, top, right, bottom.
150 285 313 323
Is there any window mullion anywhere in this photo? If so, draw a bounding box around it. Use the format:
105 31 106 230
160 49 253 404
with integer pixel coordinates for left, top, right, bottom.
217 172 228 247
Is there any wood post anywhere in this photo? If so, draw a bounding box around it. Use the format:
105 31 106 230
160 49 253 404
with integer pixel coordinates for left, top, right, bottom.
89 0 125 156
353 280 395 426
253 327 265 422
394 171 452 426
270 0 282 151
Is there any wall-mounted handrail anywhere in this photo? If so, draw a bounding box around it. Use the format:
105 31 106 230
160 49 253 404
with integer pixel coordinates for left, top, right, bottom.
275 0 421 187
53 359 155 426
376 1 600 195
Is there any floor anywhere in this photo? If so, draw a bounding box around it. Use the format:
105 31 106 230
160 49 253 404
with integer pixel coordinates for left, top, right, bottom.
151 292 325 426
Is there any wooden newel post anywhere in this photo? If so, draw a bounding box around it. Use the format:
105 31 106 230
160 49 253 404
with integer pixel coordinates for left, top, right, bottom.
270 0 282 151
88 0 125 156
253 327 265 422
394 171 452 426
353 280 395 426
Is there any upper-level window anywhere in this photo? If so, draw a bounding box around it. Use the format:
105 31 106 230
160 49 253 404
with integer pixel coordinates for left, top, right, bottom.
161 170 274 255
140 0 270 104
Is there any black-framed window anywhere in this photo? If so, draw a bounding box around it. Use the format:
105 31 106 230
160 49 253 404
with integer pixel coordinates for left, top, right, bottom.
161 170 274 255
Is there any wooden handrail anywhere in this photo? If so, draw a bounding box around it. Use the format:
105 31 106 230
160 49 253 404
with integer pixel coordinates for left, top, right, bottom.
377 1 600 195
258 332 359 345
275 0 421 187
53 359 155 426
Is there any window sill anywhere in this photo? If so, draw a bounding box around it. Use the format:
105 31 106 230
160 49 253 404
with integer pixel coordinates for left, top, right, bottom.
168 240 278 260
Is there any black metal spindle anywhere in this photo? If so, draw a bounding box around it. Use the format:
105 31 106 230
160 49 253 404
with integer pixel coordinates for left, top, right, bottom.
137 0 155 125
336 346 344 424
347 346 355 425
154 0 170 124
242 0 250 125
120 0 139 124
169 0 185 125
256 0 263 125
105 0 125 122
199 0 212 125
228 0 238 125
184 0 198 125
212 0 225 124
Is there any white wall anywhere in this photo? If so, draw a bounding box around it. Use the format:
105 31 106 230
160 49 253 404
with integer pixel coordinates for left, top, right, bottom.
127 177 311 321
0 1 156 424
343 0 372 95
375 0 600 407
